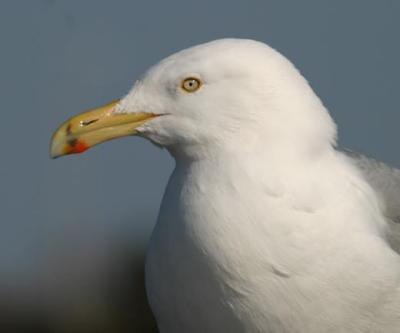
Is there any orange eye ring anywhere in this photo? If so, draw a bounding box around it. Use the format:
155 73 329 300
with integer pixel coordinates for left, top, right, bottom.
181 77 202 93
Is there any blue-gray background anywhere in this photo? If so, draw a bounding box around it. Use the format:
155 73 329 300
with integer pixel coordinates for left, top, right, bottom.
1 1 399 332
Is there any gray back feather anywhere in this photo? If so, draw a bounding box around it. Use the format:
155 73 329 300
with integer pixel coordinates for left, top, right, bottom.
342 150 400 253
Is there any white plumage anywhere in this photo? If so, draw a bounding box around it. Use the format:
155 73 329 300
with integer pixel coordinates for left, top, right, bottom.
117 39 400 332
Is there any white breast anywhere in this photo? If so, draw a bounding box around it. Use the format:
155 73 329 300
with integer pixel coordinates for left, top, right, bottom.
145 154 400 333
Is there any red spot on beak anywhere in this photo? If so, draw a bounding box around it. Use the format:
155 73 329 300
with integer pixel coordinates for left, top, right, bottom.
64 139 89 155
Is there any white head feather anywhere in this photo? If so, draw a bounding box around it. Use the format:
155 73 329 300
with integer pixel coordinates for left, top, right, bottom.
118 39 336 160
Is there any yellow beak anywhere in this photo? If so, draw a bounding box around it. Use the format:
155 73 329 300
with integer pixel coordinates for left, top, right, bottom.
50 100 160 158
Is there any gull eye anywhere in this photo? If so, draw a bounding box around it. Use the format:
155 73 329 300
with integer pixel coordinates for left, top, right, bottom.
181 77 201 93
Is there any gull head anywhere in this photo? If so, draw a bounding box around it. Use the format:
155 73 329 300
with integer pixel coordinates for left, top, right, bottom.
50 39 336 160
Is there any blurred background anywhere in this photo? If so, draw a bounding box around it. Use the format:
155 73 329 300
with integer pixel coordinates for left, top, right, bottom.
1 0 399 332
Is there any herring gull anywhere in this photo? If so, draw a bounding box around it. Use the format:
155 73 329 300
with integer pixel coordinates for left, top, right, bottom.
50 39 400 332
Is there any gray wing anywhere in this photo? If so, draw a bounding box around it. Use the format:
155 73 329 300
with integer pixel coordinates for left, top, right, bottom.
341 149 400 253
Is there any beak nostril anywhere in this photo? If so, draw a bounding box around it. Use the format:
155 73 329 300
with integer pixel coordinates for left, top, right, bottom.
80 119 99 127
66 124 72 135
